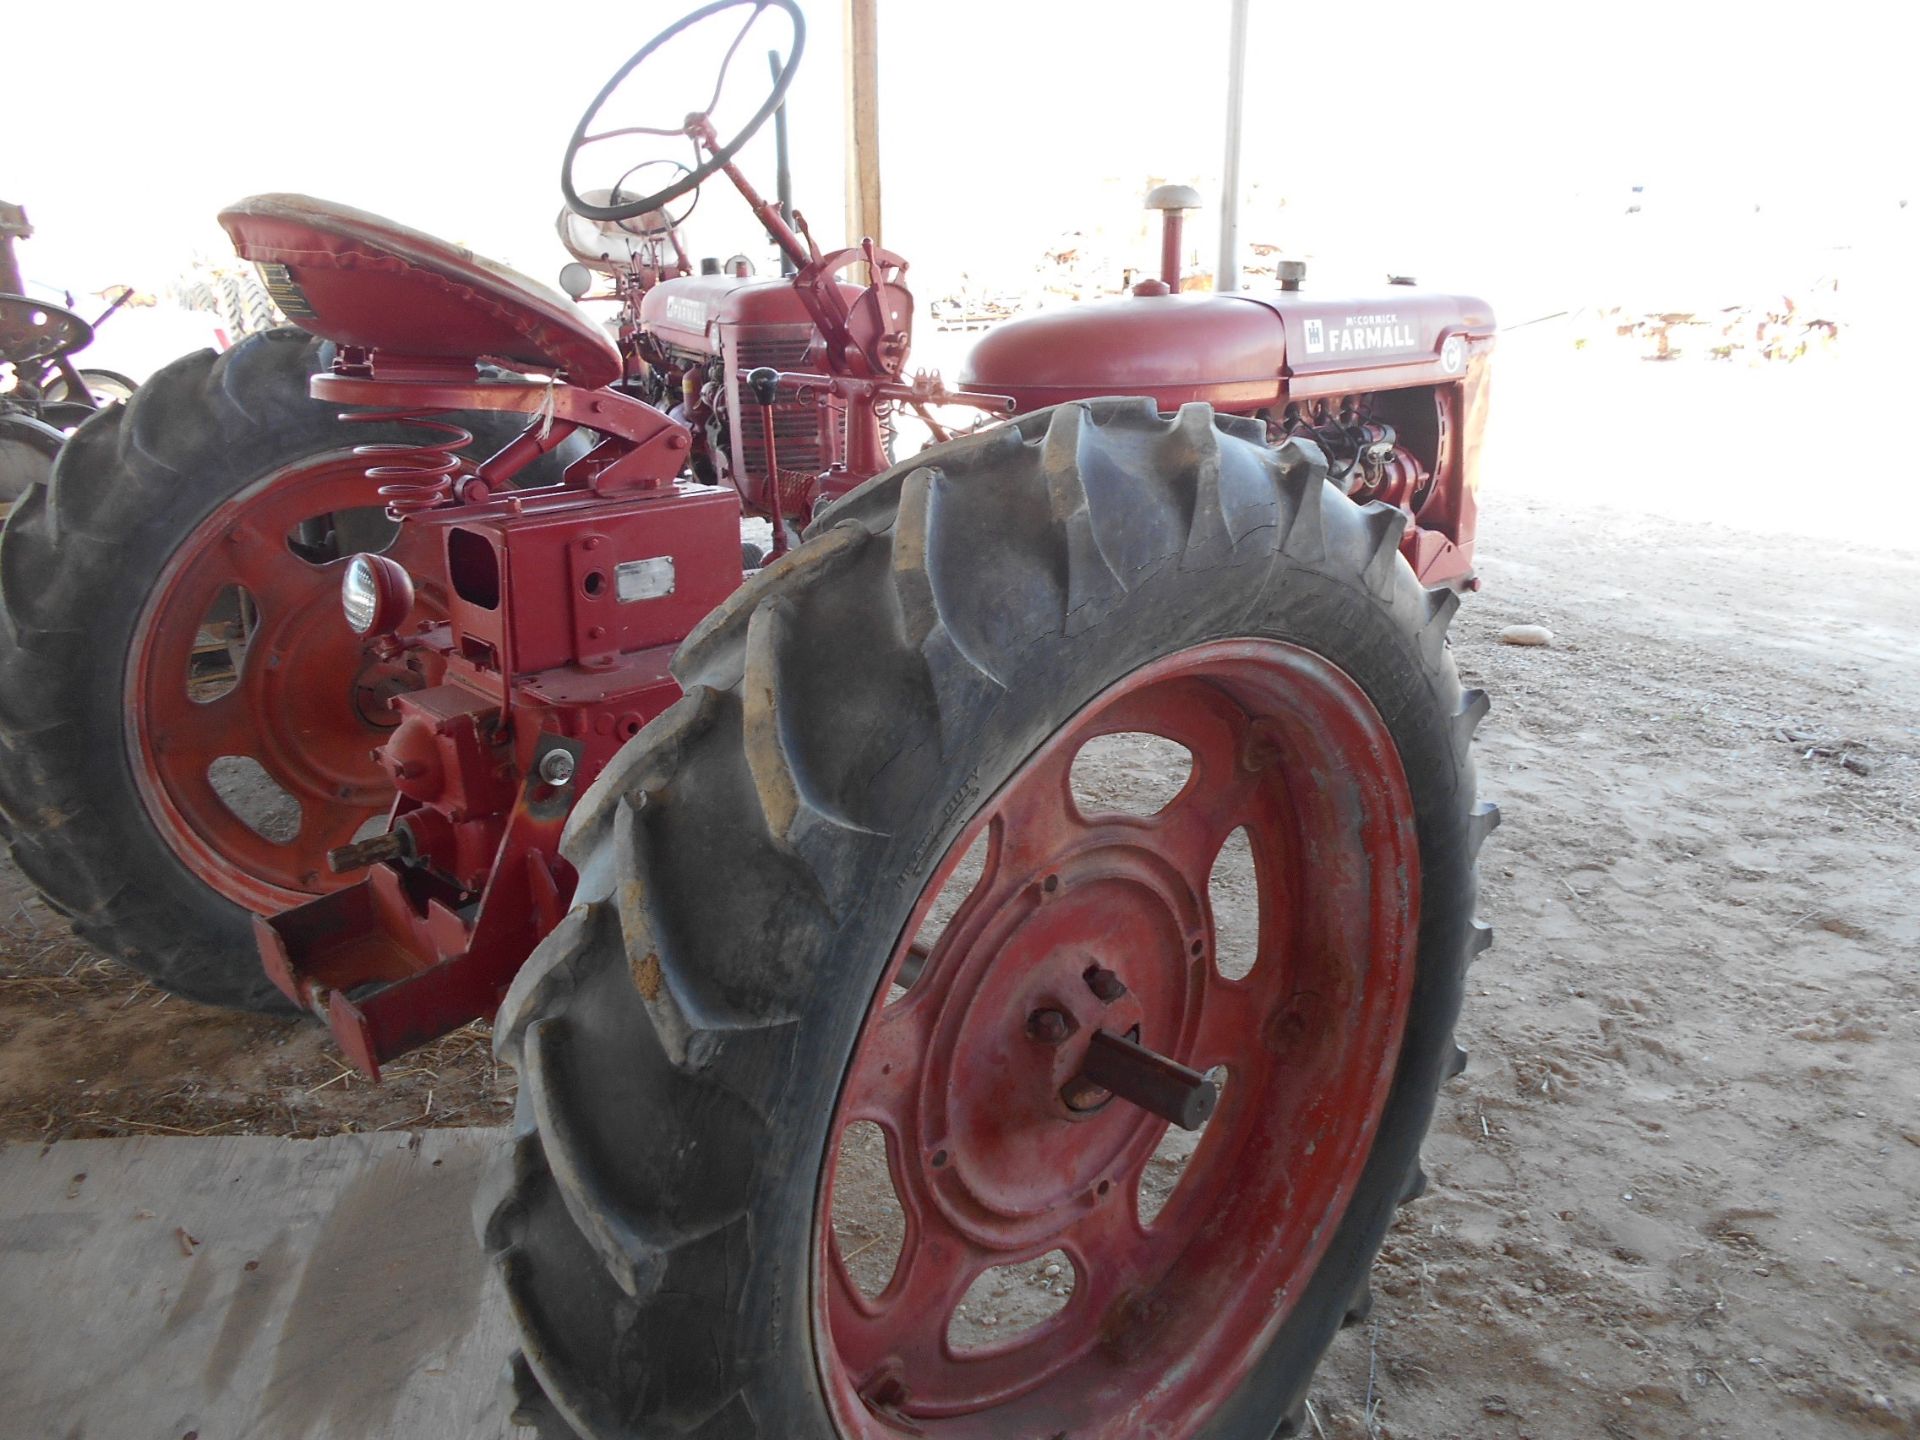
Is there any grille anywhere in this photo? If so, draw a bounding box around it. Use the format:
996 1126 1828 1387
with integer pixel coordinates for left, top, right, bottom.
735 335 839 482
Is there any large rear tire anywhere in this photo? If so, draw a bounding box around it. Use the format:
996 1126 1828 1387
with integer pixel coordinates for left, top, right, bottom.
479 400 1496 1438
0 329 573 1011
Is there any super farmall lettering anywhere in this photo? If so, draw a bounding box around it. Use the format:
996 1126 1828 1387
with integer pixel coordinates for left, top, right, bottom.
1303 312 1420 356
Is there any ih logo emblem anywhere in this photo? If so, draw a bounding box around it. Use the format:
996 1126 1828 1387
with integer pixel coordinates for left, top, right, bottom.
1303 318 1326 354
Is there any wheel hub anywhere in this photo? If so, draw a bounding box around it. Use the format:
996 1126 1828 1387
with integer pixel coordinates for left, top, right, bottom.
922 858 1197 1249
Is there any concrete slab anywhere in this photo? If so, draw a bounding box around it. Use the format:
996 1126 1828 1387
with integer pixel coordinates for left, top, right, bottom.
0 1128 531 1440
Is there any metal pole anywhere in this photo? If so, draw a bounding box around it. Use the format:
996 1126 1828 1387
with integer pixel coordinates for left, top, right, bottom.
1215 0 1250 292
768 49 796 276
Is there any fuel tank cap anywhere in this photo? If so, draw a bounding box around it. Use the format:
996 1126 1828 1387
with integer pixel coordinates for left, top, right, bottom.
1145 184 1204 211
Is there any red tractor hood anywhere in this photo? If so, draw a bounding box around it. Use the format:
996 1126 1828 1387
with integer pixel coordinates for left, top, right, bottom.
956 289 1495 413
640 273 863 355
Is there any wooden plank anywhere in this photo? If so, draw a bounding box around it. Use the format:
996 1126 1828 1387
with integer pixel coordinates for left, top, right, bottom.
0 1129 531 1439
842 0 883 248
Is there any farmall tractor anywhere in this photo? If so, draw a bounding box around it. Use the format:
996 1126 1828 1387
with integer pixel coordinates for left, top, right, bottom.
0 3 1498 1435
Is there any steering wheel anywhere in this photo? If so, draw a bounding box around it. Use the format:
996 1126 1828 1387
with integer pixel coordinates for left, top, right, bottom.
563 0 805 224
558 161 702 270
610 159 702 237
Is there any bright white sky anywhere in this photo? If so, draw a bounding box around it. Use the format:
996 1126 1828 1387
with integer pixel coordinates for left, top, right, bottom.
8 0 1913 322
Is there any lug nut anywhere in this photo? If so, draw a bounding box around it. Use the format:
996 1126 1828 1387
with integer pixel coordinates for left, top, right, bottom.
537 748 578 786
1027 1008 1072 1044
1085 965 1127 1003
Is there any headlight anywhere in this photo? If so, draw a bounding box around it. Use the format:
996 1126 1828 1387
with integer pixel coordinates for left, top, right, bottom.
341 553 413 637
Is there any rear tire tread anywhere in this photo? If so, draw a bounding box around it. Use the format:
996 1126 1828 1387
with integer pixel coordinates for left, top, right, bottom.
481 399 1495 1437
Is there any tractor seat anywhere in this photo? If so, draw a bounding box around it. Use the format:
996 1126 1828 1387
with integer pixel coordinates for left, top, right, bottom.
218 194 622 389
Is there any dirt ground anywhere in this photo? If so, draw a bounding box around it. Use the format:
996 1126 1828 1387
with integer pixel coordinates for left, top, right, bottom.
1300 340 1920 1440
0 886 510 1140
1 336 1915 1437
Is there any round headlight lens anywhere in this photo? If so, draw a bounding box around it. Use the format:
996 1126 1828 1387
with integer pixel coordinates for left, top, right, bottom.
340 552 413 637
341 554 381 634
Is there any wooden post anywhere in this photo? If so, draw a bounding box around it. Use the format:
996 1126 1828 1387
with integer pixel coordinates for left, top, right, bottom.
842 0 882 249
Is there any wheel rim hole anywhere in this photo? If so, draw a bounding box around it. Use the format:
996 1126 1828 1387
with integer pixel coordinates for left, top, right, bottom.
207 755 302 844
894 828 991 1005
1207 827 1261 981
948 1249 1076 1353
1068 731 1192 818
1137 1065 1230 1227
830 1121 905 1300
188 584 259 703
285 505 397 565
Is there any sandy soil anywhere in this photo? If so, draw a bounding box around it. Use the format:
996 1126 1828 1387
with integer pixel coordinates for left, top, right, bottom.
1 339 1915 1436
0 887 511 1141
1298 341 1920 1439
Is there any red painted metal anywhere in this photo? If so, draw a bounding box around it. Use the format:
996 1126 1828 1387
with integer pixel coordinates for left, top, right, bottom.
219 195 625 388
637 270 839 352
128 453 452 911
310 367 692 495
814 639 1420 1435
957 290 1494 588
1158 210 1184 290
960 294 1292 412
259 476 740 1071
637 263 1010 524
348 409 475 512
344 552 416 637
958 291 1490 410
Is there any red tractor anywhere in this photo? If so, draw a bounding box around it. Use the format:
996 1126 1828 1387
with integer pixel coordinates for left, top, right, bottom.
0 3 1497 1435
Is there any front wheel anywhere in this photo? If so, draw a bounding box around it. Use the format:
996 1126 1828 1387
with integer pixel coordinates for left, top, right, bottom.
480 400 1496 1438
41 366 140 408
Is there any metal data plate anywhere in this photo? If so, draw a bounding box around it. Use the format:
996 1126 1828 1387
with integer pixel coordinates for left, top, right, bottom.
615 555 676 602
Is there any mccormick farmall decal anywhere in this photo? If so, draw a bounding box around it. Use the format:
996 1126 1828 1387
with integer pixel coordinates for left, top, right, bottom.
1303 312 1421 356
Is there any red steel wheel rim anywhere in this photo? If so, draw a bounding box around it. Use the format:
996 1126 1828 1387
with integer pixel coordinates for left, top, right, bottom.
126 453 443 912
814 639 1421 1437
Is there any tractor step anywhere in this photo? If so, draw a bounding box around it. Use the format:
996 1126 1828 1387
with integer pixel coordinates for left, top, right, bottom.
255 861 534 1079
